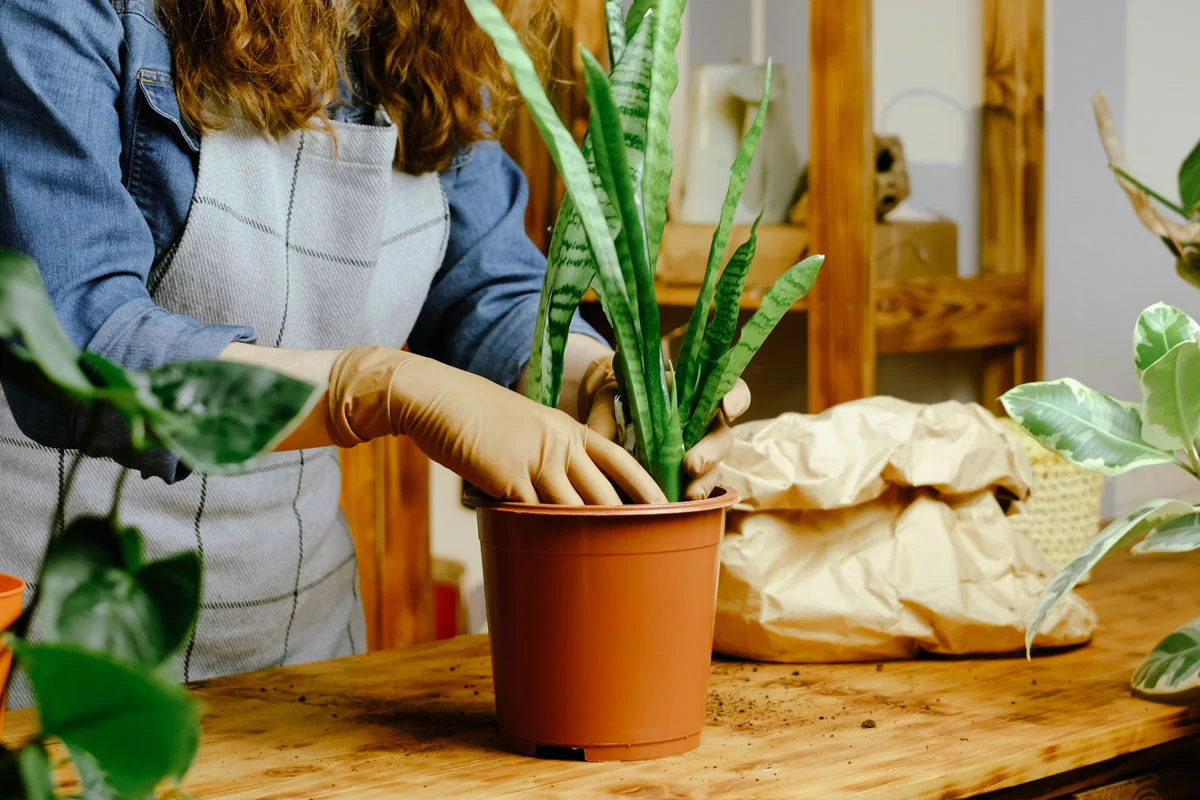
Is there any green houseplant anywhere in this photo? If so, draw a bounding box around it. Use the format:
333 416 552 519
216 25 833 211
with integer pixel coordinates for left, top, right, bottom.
464 0 824 761
0 250 318 797
1003 303 1200 703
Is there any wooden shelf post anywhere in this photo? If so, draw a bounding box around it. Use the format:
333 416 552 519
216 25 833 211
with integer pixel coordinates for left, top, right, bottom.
807 0 876 413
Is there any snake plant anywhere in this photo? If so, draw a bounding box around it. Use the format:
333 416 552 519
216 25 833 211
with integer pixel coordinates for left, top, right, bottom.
467 0 823 502
1002 303 1200 702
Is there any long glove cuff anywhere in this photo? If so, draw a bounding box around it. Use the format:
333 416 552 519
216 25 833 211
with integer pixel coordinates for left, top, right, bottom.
326 345 413 448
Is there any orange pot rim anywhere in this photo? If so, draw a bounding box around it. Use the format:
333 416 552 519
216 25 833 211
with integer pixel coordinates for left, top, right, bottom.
0 574 24 600
467 485 738 517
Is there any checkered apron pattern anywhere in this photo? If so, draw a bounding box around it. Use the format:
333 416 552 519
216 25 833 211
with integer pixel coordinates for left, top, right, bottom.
0 113 449 707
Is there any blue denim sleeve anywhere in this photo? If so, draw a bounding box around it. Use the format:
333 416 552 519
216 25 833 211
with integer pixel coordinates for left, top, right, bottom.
0 0 256 481
408 141 605 389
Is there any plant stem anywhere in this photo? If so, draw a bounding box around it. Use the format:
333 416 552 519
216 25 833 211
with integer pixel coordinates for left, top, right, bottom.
51 451 84 541
109 468 130 523
1112 166 1188 217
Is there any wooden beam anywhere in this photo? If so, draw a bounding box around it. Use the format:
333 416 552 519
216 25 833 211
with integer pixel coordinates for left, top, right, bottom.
808 0 875 412
876 275 1030 355
981 0 1045 389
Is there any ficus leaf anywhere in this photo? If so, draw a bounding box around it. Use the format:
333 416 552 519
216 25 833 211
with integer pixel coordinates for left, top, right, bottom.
1138 339 1200 453
1000 378 1176 475
1132 510 1200 554
1178 137 1200 217
1133 302 1200 375
1132 615 1200 700
1024 498 1193 655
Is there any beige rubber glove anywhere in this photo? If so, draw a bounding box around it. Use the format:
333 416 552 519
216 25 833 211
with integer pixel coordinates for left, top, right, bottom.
325 346 668 506
577 353 752 501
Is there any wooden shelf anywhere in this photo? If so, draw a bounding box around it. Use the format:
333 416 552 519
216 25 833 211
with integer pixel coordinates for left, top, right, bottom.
584 274 1031 356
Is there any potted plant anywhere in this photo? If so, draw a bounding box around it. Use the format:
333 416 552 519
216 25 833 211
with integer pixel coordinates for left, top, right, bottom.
1003 303 1200 703
0 250 318 796
465 0 823 760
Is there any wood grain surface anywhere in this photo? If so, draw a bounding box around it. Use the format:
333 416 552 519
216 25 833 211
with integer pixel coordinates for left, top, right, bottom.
7 550 1199 799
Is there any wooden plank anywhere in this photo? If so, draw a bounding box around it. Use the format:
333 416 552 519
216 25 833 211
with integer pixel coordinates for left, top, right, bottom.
656 222 812 288
10 550 1200 799
876 275 1031 354
981 346 1020 416
981 0 1045 389
338 437 434 652
807 0 875 412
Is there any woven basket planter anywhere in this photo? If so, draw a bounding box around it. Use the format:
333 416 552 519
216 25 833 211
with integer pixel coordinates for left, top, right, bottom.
1000 418 1105 583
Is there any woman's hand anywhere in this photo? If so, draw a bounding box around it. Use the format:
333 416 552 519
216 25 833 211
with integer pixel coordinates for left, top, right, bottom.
325 346 667 506
577 353 751 501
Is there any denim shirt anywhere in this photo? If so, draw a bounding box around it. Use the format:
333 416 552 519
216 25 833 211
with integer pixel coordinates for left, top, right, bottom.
0 0 597 481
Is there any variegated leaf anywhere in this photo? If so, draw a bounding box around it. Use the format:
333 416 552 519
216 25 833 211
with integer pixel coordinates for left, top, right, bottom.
604 0 626 67
626 0 656 40
1132 615 1200 699
1025 498 1193 655
1000 378 1176 475
527 17 656 407
1138 339 1200 453
1133 302 1200 375
642 0 685 274
1133 510 1200 554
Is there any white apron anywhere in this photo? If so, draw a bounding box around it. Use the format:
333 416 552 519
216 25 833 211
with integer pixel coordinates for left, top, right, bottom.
0 114 449 706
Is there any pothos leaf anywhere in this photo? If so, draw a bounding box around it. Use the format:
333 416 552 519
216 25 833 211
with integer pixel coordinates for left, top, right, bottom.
1024 498 1193 655
1000 378 1176 476
1132 615 1200 699
1179 137 1200 217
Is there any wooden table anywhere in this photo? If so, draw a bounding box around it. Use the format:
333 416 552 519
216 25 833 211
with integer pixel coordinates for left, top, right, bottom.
7 550 1200 799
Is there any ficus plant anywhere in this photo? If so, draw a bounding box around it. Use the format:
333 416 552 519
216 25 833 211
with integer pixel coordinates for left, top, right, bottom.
1002 302 1200 702
0 250 319 797
467 0 824 502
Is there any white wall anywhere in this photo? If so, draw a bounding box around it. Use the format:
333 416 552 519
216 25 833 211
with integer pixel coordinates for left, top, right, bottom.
431 0 1200 633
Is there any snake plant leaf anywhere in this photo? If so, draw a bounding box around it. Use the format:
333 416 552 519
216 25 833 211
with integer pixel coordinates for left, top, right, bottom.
676 61 772 412
1134 302 1200 375
12 640 202 799
1132 510 1200 554
1179 138 1200 217
466 0 656 467
1024 498 1193 656
1138 340 1200 453
1000 378 1176 475
0 249 92 396
131 360 321 475
526 16 656 408
625 0 656 40
683 254 823 448
642 0 685 274
693 210 764 412
581 49 667 449
604 0 626 67
1132 615 1200 699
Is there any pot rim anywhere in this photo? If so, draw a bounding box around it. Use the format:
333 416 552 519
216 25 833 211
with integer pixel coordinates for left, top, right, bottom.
466 485 738 516
0 574 25 599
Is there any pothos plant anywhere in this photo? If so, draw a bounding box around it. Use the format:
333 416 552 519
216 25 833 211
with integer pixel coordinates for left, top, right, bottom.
466 0 824 502
1002 303 1200 702
0 250 319 797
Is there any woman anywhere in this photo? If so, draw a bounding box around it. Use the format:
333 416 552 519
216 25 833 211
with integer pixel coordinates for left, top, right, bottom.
0 0 748 704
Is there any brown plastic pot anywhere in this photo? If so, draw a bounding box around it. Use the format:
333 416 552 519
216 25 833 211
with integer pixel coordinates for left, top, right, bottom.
475 486 737 761
0 574 25 735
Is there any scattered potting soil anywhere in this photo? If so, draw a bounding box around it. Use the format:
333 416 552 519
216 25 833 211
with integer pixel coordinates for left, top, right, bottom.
861 719 876 729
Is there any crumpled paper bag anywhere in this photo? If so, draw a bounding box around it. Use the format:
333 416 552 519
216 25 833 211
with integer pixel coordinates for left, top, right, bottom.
712 397 1097 662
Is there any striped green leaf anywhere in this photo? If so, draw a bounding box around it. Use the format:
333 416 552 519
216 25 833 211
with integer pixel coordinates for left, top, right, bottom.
1000 378 1176 475
1133 510 1200 554
581 47 668 463
676 62 772 413
466 0 655 467
683 254 823 448
1138 340 1200 453
693 210 764 414
1180 136 1200 217
526 16 656 407
642 0 686 274
1132 616 1200 699
1134 303 1200 375
1025 498 1193 656
605 0 626 67
625 0 657 44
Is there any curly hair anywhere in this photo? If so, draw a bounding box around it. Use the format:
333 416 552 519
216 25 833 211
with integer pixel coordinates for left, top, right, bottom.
158 0 561 174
